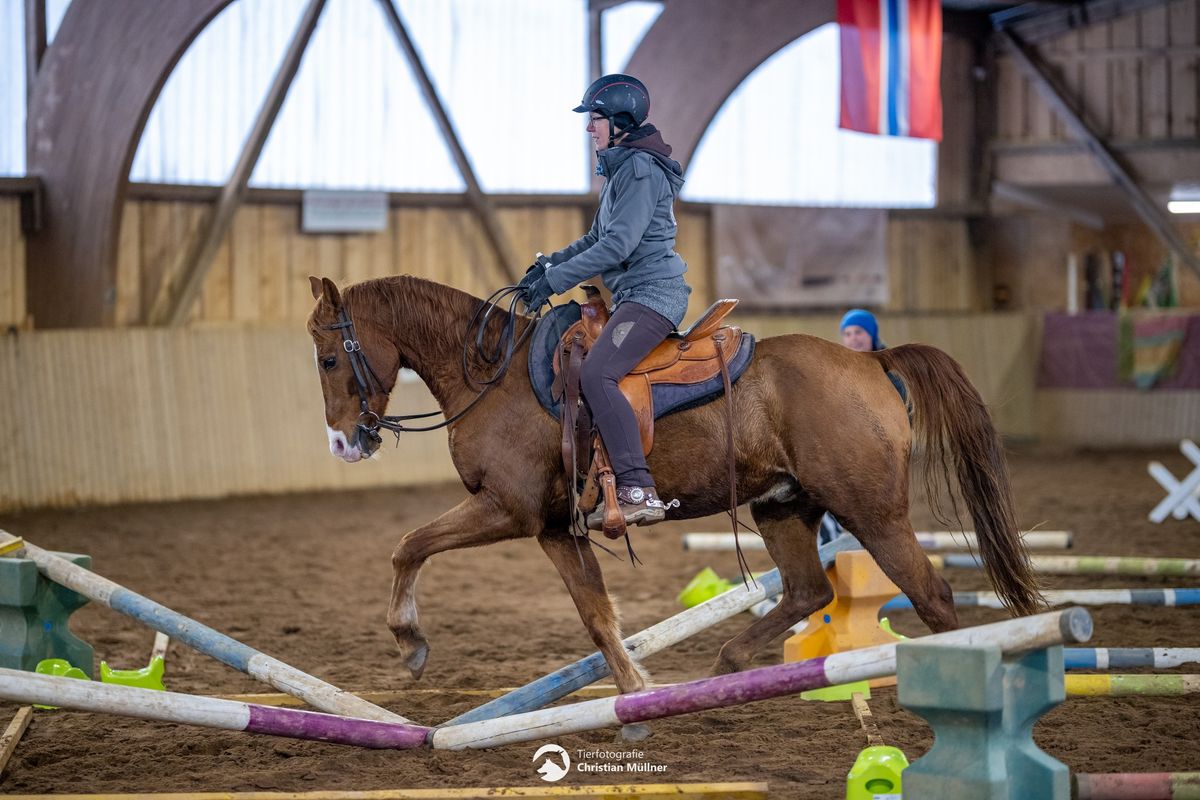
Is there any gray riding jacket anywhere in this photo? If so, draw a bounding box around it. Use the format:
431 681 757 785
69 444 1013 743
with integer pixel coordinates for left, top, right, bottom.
545 136 691 327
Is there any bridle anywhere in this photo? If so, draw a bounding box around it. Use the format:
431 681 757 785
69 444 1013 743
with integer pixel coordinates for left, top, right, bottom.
323 286 542 455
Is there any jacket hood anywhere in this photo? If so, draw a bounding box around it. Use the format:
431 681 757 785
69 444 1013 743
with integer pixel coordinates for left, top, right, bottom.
597 124 684 190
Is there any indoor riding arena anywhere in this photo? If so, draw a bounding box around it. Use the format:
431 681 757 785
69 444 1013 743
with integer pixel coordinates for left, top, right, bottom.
2 2 1200 799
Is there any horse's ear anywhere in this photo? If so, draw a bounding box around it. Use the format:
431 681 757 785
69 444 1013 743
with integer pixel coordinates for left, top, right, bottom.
309 276 342 309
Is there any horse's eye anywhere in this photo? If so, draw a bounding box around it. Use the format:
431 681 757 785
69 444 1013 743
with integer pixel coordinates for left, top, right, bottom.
321 356 337 371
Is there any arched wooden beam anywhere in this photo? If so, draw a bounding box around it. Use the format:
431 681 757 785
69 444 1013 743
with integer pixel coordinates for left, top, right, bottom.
624 0 835 172
26 0 235 327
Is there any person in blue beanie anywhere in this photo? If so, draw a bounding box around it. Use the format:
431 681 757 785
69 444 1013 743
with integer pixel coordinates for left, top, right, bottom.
839 308 883 352
518 74 691 531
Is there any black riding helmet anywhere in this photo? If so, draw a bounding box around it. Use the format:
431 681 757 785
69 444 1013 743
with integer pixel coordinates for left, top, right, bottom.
574 74 650 148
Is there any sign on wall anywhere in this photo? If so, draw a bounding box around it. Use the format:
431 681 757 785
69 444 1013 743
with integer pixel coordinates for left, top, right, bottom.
301 190 389 234
713 205 889 309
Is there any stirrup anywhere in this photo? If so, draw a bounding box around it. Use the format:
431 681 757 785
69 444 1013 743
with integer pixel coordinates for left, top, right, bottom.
585 487 679 531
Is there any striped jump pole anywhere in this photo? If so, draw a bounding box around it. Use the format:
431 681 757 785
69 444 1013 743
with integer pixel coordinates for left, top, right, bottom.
933 553 1200 576
0 609 1092 752
882 587 1200 612
0 667 429 750
432 608 1092 749
682 530 1073 552
1066 674 1200 697
0 530 407 724
1073 772 1200 800
442 533 863 727
1064 647 1200 670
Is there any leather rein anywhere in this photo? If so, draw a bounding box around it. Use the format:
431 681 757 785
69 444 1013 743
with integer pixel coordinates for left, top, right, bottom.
324 286 540 453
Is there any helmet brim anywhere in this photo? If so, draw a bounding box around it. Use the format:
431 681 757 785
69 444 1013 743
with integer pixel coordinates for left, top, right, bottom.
572 103 592 113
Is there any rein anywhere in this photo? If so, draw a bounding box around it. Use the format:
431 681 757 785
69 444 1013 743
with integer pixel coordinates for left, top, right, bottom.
325 286 541 452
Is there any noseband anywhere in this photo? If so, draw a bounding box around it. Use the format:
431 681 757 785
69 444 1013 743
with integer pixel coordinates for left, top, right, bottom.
323 286 541 454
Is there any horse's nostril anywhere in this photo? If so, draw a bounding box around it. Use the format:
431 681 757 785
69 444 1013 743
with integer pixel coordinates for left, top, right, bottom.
333 439 345 455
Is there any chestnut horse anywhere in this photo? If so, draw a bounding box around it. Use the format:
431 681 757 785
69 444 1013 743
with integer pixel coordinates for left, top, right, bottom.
307 275 1040 701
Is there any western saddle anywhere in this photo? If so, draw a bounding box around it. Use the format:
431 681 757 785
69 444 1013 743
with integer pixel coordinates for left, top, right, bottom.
553 286 742 540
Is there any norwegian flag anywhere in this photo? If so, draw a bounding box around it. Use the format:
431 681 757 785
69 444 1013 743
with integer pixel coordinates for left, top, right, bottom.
839 0 943 141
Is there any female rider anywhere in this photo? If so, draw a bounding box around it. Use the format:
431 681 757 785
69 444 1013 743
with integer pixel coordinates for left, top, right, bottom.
520 74 691 530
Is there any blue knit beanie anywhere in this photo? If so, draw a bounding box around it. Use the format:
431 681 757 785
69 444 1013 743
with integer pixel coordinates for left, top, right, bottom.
839 309 882 350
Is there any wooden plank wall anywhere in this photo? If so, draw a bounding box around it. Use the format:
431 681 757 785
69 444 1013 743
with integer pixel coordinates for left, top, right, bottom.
996 0 1199 142
991 215 1200 311
0 198 27 330
115 201 589 326
1037 389 1200 445
0 327 461 513
735 312 1038 439
885 216 981 312
0 314 1039 513
111 199 976 325
2 314 1193 511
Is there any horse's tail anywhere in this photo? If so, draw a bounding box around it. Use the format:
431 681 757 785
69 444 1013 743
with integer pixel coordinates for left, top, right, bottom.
873 344 1044 616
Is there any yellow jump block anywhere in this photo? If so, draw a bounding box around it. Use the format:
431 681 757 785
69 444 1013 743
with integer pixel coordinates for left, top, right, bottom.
784 550 903 693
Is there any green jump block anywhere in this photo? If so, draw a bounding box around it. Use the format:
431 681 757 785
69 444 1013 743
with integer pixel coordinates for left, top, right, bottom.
897 641 1067 800
0 552 94 678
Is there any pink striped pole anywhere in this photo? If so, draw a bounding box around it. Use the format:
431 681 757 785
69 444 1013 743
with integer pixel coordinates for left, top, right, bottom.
432 608 1092 749
0 668 430 750
1073 772 1200 799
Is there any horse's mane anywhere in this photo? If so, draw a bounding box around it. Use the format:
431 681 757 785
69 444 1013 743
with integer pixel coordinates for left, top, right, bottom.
343 275 482 351
341 275 528 377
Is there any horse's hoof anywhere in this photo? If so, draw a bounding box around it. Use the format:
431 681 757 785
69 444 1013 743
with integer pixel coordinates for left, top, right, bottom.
404 641 429 680
711 655 741 676
618 723 652 743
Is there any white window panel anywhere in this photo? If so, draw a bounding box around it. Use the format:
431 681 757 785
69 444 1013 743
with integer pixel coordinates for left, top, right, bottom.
395 0 587 193
0 2 25 176
46 0 70 43
601 2 662 75
129 0 589 193
683 23 937 208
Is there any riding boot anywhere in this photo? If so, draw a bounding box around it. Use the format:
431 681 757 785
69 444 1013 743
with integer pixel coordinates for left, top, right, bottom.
586 485 671 530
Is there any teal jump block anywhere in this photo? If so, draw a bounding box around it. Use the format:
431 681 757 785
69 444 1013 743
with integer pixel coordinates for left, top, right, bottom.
0 552 94 678
897 641 1067 800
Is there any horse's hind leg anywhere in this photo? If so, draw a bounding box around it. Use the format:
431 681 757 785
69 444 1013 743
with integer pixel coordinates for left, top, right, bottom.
538 530 650 741
852 512 958 633
713 495 834 675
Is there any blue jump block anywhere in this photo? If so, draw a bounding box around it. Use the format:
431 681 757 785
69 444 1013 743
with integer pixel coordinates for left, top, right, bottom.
897 641 1068 800
0 551 94 677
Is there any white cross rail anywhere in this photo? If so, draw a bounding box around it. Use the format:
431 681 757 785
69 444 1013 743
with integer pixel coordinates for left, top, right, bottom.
1148 439 1200 523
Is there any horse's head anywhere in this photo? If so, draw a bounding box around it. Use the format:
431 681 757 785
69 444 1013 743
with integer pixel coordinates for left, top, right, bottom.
307 276 400 463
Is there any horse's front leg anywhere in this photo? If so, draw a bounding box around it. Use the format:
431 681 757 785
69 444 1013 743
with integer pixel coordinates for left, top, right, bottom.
537 530 651 742
388 491 529 679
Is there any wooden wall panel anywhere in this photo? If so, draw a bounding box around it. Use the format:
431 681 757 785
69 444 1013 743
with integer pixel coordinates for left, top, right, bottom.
988 214 1200 311
676 208 713 323
996 0 1200 144
1037 389 1200 445
1169 0 1199 139
0 328 461 513
113 201 590 326
1109 14 1142 140
938 36 976 206
885 217 979 312
3 312 1194 511
732 311 1039 439
0 198 26 329
109 200 1007 326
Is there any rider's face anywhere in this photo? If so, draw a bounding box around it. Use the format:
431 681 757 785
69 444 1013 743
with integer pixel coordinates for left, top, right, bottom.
587 114 612 151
